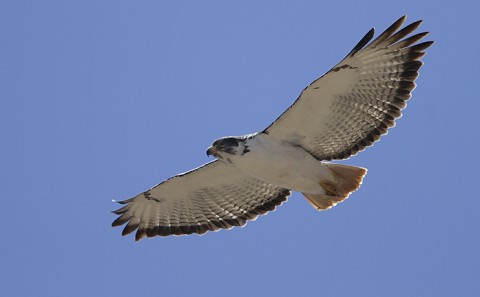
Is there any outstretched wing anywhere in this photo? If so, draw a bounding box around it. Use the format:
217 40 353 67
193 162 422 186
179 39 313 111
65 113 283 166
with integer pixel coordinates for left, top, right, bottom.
112 160 290 240
265 16 433 161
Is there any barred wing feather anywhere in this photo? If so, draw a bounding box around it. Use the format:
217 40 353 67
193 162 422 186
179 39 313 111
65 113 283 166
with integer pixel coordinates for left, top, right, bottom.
265 16 433 161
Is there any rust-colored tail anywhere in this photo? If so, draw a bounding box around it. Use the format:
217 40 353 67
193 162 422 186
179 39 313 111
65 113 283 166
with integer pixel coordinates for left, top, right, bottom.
302 164 367 211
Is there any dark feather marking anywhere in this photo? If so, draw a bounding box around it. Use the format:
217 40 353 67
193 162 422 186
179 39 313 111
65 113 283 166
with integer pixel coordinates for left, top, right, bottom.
143 191 165 203
135 227 147 241
146 227 157 237
180 225 194 235
399 71 419 81
117 197 134 205
159 226 171 237
172 226 183 236
112 213 130 227
403 61 423 71
122 221 140 236
195 224 209 235
385 20 423 45
408 41 434 52
393 32 430 49
111 205 129 215
346 28 375 57
369 16 406 47
331 64 358 72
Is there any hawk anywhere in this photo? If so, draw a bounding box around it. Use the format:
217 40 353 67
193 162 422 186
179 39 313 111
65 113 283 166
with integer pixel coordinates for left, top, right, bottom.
112 16 433 240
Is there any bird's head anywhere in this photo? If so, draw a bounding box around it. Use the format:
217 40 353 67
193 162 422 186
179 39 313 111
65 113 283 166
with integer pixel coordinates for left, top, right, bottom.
206 136 249 161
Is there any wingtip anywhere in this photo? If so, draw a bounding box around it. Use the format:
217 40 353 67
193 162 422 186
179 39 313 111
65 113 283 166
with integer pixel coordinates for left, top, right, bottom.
347 27 375 57
367 27 375 37
397 15 408 24
388 15 407 31
135 229 147 241
406 19 423 31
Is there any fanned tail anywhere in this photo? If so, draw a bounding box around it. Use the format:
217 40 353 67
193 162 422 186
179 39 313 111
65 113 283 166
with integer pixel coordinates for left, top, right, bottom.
302 164 367 210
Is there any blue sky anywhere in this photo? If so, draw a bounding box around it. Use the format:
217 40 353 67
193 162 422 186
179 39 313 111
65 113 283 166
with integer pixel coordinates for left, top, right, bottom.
1 1 479 296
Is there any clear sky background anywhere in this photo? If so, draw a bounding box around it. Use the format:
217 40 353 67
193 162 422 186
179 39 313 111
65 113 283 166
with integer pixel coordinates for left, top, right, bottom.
1 1 479 296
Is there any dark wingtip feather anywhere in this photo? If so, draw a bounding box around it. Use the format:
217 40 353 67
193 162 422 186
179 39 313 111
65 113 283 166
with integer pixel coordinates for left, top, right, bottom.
112 213 130 227
407 52 427 61
347 28 375 57
385 20 423 45
398 15 408 23
345 16 423 59
135 228 147 241
370 15 407 47
117 198 134 205
400 71 420 81
410 40 434 52
111 204 129 215
399 80 416 92
122 221 139 236
403 60 423 70
393 31 429 49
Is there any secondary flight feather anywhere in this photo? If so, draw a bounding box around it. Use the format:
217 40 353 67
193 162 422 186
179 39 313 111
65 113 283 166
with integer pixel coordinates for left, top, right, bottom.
112 16 433 241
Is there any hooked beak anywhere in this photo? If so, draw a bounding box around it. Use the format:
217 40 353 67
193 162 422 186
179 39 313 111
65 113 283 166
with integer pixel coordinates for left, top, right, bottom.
206 146 215 157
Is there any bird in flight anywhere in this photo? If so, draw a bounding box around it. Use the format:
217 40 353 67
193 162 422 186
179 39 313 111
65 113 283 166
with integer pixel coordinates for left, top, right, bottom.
112 16 433 241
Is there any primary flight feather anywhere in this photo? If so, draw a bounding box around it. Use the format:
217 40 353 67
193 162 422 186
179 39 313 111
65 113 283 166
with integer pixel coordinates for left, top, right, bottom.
112 16 433 241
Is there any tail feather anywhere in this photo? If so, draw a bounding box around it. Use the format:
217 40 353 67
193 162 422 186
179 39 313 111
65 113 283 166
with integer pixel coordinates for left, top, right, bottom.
303 164 367 211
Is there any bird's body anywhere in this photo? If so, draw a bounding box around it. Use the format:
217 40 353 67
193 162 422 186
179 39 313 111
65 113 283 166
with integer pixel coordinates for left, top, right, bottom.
112 16 433 240
211 133 335 195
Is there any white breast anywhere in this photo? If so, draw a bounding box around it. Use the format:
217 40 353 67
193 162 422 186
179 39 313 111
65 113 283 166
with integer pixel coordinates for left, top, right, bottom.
229 133 334 194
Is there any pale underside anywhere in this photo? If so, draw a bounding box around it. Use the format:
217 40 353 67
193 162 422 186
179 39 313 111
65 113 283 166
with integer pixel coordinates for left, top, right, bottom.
226 133 336 194
112 16 433 240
